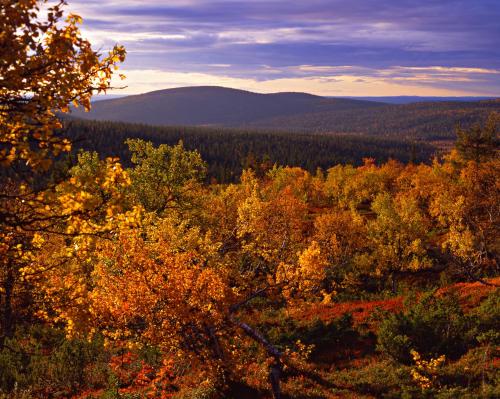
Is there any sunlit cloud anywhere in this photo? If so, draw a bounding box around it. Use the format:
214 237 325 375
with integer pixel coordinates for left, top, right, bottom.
396 66 500 75
109 68 480 97
65 0 500 96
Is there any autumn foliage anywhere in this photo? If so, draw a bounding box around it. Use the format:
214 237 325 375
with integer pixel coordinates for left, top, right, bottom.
0 2 499 398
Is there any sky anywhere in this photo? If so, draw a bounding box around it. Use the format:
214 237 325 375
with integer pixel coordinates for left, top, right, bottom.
67 0 500 96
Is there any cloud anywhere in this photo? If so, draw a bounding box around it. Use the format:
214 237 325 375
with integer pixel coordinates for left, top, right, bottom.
395 66 500 75
109 67 497 96
65 0 500 95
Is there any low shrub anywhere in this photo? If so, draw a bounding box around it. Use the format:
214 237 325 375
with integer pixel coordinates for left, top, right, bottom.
474 289 500 346
377 291 474 363
266 313 358 360
0 325 111 396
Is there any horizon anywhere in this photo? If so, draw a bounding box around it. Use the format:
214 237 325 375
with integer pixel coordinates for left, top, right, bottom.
91 85 500 97
67 0 500 97
91 85 499 102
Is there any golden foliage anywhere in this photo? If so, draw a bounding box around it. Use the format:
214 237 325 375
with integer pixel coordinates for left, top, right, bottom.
410 349 446 390
0 0 126 168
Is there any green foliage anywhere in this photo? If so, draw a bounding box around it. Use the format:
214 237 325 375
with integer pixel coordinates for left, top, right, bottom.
331 348 500 399
0 391 34 399
296 314 357 354
377 292 474 363
367 191 433 291
455 113 499 162
330 359 411 398
127 139 206 213
70 151 104 180
137 344 163 367
0 338 27 391
174 383 218 399
432 345 500 397
266 313 357 357
4 2 497 399
474 289 500 345
62 119 435 183
0 327 110 395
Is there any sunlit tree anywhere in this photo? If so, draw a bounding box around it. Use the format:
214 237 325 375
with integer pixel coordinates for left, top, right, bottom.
0 0 126 344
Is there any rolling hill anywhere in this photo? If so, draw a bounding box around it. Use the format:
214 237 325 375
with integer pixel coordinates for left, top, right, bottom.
71 86 385 126
72 86 500 139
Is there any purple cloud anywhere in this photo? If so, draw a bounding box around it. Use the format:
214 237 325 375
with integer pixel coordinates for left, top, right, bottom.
67 0 500 95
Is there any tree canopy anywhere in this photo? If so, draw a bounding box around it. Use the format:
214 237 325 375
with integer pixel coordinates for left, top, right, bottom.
0 2 499 398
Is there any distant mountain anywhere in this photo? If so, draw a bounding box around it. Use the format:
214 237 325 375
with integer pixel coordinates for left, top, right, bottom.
337 96 499 104
72 86 500 139
92 94 128 102
91 95 499 105
73 86 384 126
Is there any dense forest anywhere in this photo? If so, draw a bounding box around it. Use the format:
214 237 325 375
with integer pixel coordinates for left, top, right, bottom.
62 119 436 182
245 99 500 139
1 2 499 399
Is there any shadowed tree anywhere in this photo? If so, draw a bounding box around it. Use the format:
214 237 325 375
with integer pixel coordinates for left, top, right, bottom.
455 113 498 163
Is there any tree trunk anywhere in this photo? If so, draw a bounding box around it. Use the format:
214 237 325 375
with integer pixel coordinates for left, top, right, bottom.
391 272 398 294
230 315 283 399
269 361 282 399
208 326 224 360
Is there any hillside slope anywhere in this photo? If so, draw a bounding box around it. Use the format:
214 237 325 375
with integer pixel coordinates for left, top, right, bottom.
246 99 500 138
73 87 500 139
73 86 383 126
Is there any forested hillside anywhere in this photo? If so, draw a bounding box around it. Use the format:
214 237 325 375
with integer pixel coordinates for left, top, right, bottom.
247 99 500 138
72 86 500 139
62 119 436 182
344 96 497 104
71 86 384 126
